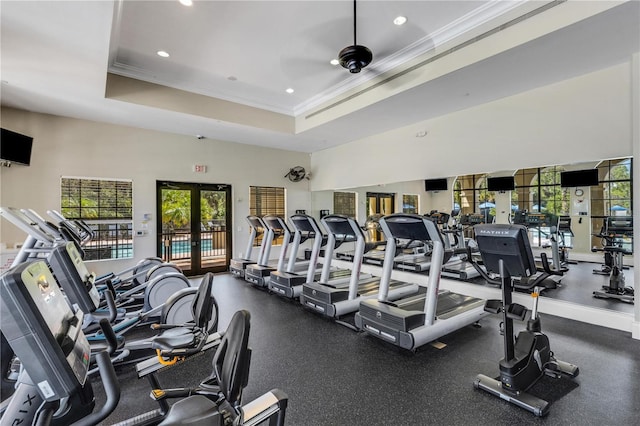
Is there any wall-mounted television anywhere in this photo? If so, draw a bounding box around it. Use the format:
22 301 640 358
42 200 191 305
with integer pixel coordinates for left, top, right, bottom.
560 169 599 187
424 178 447 192
1 128 33 166
487 176 515 192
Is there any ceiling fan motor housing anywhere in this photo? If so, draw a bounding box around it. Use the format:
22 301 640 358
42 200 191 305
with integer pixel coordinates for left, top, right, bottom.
338 45 373 73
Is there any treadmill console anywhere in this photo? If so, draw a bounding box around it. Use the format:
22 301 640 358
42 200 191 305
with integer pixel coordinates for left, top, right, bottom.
380 214 441 245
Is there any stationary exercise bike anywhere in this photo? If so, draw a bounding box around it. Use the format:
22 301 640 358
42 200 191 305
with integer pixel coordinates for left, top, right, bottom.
472 224 579 417
592 216 634 304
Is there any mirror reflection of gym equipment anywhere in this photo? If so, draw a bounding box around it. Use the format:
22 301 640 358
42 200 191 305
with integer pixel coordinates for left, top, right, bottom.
592 216 634 303
319 157 635 317
365 192 394 242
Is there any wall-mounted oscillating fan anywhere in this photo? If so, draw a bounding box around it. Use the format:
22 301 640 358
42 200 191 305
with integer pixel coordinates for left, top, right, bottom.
285 166 308 182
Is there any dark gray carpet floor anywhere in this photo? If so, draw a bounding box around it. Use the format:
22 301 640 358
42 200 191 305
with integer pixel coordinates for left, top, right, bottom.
96 272 640 425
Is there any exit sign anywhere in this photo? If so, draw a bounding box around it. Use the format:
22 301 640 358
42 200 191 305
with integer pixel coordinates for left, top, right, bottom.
193 164 207 173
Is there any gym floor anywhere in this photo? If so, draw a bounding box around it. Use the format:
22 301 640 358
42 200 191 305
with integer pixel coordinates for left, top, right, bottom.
97 261 639 425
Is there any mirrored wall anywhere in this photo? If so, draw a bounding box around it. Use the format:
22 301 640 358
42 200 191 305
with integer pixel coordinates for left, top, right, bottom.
310 157 634 317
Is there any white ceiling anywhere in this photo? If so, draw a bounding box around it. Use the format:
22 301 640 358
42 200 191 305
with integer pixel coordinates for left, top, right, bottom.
1 1 639 153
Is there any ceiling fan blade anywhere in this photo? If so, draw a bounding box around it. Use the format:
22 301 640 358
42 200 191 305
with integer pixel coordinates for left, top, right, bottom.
277 12 353 79
279 56 335 80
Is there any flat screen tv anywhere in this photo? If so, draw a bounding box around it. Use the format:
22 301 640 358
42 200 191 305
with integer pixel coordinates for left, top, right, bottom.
424 178 447 192
1 128 33 166
487 176 515 192
560 169 599 187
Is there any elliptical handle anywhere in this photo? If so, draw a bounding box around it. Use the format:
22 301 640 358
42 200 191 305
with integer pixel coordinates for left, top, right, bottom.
103 288 118 324
34 400 60 426
71 351 120 426
98 318 119 356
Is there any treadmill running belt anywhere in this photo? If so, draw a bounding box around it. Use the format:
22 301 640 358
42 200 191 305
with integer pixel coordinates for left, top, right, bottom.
436 292 484 319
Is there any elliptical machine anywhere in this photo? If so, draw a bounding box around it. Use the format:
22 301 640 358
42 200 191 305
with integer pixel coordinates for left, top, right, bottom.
0 260 288 426
592 216 634 304
471 224 579 417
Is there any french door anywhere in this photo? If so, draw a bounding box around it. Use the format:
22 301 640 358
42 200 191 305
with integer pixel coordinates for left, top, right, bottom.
157 181 232 276
366 192 395 241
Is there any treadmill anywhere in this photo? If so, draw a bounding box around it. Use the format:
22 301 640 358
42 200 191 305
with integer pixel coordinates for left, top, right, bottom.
439 224 481 281
392 214 480 280
268 214 354 299
245 214 308 288
300 215 418 319
229 215 266 278
355 213 487 351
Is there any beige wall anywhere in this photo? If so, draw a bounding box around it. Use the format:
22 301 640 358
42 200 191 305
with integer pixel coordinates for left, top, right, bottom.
0 108 311 275
310 62 633 191
309 62 637 268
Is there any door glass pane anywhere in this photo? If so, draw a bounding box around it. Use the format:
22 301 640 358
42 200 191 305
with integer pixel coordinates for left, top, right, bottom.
200 190 228 270
161 188 192 271
381 195 394 215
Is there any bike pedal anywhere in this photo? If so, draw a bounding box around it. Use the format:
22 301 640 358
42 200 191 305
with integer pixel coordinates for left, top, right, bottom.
150 389 166 401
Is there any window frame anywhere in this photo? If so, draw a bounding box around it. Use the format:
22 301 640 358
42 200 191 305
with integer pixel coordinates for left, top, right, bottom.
60 176 133 261
333 191 357 218
591 158 633 250
249 186 286 246
402 194 420 214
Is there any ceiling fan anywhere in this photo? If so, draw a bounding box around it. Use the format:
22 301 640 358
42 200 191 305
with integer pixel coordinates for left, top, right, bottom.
338 0 373 73
284 166 309 182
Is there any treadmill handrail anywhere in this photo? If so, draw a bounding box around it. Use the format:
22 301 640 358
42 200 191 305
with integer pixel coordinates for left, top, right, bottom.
243 216 260 261
290 214 324 284
285 217 302 273
376 213 449 320
320 215 367 299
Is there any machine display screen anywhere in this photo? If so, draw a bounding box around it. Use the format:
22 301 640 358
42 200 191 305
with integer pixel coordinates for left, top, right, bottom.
67 242 100 304
22 263 73 340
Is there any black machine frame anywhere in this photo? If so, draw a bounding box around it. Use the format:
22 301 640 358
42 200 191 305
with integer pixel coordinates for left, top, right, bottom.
472 224 579 417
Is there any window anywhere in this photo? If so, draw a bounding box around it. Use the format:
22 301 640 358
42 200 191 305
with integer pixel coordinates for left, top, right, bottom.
453 175 475 216
60 177 133 260
333 192 356 218
453 174 494 217
512 166 569 246
250 186 285 245
591 158 633 250
513 168 539 214
530 166 569 216
402 194 419 214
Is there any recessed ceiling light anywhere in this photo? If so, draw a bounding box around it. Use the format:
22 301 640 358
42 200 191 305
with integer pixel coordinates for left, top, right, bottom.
393 16 407 26
157 50 170 58
286 88 294 94
330 59 339 66
179 0 193 6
